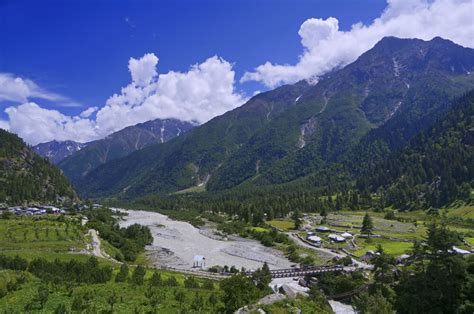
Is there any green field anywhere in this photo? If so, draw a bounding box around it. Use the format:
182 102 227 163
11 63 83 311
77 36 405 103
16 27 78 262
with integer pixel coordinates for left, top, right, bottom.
0 214 87 260
0 214 224 313
353 238 413 257
311 204 474 257
0 268 222 313
446 202 474 219
266 219 295 231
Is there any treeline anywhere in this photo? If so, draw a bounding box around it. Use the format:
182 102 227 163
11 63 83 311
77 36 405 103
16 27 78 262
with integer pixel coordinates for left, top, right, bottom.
114 186 374 228
85 208 153 261
0 255 112 284
0 129 76 204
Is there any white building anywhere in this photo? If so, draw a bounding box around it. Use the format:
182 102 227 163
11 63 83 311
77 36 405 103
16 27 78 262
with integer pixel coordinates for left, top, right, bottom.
307 235 322 244
341 232 353 238
451 246 472 255
316 226 331 232
193 255 206 268
328 234 345 242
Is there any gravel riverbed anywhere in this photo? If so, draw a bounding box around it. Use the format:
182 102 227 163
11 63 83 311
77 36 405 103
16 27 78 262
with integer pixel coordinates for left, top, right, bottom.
116 209 292 271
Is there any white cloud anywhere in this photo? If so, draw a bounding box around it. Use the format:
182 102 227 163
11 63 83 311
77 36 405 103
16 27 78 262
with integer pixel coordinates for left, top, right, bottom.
128 53 159 87
3 53 246 145
241 0 474 87
79 106 99 118
0 73 79 106
5 103 97 145
94 55 246 136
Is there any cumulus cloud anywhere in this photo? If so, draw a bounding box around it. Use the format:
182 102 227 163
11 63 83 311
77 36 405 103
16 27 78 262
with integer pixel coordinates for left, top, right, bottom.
0 73 79 106
128 53 159 87
79 106 99 118
242 0 474 87
5 103 97 144
3 53 246 145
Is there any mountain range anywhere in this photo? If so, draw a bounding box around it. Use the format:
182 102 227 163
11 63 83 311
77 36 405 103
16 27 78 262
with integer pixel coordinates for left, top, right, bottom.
66 37 473 199
33 118 195 184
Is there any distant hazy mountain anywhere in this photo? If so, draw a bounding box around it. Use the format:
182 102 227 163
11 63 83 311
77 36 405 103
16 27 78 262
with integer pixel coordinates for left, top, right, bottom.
77 37 474 198
0 129 76 204
59 118 195 184
33 140 88 164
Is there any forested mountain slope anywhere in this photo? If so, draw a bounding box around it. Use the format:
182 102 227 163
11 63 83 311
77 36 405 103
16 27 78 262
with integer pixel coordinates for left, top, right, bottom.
356 90 474 210
58 118 194 184
78 37 474 198
0 130 76 204
78 82 310 197
211 37 474 189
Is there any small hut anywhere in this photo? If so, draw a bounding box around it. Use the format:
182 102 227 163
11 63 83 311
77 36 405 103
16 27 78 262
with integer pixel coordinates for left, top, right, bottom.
193 255 206 268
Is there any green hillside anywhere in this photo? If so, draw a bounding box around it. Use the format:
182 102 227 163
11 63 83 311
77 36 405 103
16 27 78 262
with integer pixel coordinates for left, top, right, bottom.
356 90 474 210
0 130 76 205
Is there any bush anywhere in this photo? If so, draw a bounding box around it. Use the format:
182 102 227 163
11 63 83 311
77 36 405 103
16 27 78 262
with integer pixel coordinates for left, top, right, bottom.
202 279 215 290
131 266 146 285
166 276 179 287
115 263 129 283
184 276 199 288
0 287 7 299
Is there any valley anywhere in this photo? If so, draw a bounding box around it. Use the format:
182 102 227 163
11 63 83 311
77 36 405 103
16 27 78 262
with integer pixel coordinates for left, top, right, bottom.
1 23 473 313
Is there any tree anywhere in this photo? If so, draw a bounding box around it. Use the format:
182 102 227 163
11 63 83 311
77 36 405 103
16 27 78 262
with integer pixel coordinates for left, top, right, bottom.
174 290 186 309
208 293 218 309
191 292 204 312
131 265 146 285
220 274 258 313
361 213 374 237
145 286 160 309
149 271 162 287
353 291 393 314
184 276 199 288
292 210 302 230
107 291 118 312
396 221 467 313
54 303 68 314
308 285 327 308
320 207 328 223
37 285 49 309
115 263 129 282
72 295 86 312
252 262 272 291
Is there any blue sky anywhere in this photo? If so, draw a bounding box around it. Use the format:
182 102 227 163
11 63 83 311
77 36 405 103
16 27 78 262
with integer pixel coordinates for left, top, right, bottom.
0 0 472 144
0 0 386 116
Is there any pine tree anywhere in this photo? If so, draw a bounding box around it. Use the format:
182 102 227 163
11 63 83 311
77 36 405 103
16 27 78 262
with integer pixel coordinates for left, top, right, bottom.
361 213 374 237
